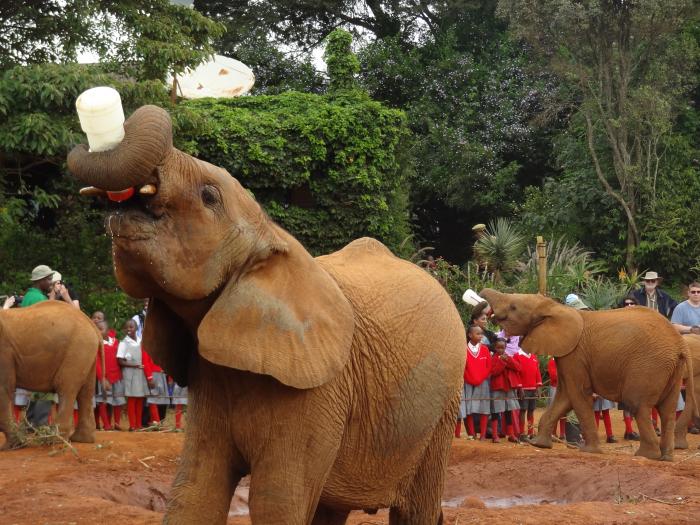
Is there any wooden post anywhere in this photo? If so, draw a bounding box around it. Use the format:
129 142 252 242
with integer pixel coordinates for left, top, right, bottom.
536 236 547 296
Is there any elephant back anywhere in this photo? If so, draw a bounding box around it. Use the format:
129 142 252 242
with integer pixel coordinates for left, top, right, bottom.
316 236 465 411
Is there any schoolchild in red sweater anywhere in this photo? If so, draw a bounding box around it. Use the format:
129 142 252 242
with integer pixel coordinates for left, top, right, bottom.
516 349 542 439
490 338 522 443
547 357 567 440
457 325 492 440
142 349 169 427
96 320 125 430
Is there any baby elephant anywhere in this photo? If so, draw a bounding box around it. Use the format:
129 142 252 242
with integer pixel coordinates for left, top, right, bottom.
481 288 698 461
0 301 101 448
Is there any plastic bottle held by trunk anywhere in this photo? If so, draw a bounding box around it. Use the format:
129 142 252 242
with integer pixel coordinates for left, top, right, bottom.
75 86 134 201
75 86 125 152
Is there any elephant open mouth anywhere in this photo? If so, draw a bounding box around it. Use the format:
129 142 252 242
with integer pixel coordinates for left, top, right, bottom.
105 194 162 241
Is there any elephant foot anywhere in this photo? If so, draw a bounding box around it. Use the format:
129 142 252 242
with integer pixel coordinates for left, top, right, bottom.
579 444 603 454
529 434 553 449
674 435 689 450
634 446 661 460
1 432 27 451
659 452 674 462
70 429 95 443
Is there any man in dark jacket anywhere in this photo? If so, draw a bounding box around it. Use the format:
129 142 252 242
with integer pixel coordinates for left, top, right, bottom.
631 271 677 319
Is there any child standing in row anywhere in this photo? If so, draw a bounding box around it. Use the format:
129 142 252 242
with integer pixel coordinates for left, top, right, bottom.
95 320 125 430
142 349 170 426
458 325 492 440
516 348 542 439
171 380 188 431
116 319 149 431
489 338 522 442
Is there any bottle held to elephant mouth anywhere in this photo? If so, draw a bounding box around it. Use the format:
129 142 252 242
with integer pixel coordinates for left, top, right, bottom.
75 86 125 153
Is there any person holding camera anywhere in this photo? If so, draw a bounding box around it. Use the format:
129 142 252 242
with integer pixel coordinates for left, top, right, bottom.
48 272 80 309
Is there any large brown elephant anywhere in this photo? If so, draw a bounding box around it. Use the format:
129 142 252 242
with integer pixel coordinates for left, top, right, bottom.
67 104 466 524
675 334 700 449
0 301 101 448
480 288 698 461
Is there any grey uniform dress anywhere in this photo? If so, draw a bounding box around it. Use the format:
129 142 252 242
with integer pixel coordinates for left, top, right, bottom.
116 336 149 397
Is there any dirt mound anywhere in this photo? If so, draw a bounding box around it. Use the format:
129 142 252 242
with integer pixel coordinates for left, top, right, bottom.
0 419 699 524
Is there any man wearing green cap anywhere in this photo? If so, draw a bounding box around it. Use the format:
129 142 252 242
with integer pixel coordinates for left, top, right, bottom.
21 265 55 307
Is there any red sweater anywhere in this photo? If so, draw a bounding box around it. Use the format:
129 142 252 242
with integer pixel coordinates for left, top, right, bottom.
102 334 122 384
516 353 542 389
547 358 558 388
142 349 163 381
464 343 491 386
490 354 521 391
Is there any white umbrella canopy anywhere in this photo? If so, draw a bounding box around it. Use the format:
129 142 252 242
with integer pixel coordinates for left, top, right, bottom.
177 54 255 99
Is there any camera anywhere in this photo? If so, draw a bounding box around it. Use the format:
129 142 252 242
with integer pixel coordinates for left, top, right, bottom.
1 294 23 308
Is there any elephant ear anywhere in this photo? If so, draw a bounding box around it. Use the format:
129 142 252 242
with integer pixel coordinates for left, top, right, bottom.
197 236 355 389
142 297 195 386
521 298 583 358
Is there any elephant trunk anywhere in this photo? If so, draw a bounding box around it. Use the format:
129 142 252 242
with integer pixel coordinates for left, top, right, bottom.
67 105 173 191
479 288 504 309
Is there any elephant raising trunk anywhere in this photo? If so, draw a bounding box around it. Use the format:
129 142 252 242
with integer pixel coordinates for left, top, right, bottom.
67 105 172 191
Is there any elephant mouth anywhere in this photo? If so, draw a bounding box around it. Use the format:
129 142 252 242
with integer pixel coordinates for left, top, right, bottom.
105 195 163 241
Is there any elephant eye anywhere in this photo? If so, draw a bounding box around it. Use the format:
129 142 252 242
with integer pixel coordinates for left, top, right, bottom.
201 185 221 207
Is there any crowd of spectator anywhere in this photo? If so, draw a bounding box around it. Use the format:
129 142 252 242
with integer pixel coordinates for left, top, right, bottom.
4 264 187 432
457 270 700 444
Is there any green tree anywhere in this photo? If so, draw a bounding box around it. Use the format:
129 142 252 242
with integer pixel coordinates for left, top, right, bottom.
498 0 700 268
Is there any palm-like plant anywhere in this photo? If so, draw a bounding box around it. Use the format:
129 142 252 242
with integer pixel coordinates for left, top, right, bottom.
518 236 606 298
580 277 627 310
473 218 527 283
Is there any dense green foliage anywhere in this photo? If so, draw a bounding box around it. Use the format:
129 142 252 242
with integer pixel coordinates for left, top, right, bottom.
177 90 411 255
2 0 700 332
0 32 412 328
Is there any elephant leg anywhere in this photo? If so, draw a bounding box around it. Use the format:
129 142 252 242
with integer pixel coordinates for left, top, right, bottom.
54 387 79 440
164 430 242 524
657 390 679 461
0 382 22 450
311 504 350 525
532 389 572 449
569 395 601 454
675 391 691 450
389 412 453 525
70 377 96 443
632 405 661 459
248 441 338 524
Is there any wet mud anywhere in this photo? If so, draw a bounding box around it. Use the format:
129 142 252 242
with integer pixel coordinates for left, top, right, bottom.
0 418 699 524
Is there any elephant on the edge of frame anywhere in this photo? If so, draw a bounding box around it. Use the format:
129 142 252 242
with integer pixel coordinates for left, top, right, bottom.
480 288 698 461
675 334 700 449
0 301 101 448
68 104 466 524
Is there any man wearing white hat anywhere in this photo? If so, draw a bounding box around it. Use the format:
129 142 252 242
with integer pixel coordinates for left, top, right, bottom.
630 271 677 319
20 265 55 307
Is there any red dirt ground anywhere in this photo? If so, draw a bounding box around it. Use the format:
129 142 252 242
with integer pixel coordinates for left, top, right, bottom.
1 416 699 524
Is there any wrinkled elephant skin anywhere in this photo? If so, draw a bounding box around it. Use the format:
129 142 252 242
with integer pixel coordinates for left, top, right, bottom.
67 105 466 524
0 301 101 448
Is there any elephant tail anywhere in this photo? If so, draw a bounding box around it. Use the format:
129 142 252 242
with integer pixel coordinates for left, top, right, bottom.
680 346 700 426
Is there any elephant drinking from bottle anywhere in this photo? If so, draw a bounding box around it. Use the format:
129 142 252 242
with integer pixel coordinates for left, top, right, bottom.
68 103 466 524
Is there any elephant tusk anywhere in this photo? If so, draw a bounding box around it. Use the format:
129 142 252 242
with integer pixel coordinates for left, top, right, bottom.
79 186 107 197
139 184 157 195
